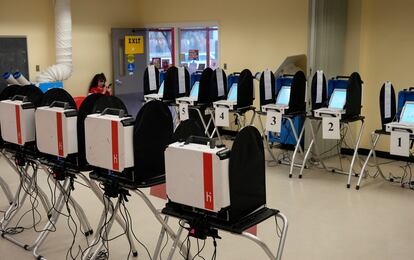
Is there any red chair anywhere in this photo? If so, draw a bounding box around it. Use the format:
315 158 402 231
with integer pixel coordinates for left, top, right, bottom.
73 96 86 110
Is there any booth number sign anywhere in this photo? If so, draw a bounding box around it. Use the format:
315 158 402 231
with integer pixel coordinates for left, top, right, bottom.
125 36 144 54
266 110 282 133
215 107 230 127
322 117 340 139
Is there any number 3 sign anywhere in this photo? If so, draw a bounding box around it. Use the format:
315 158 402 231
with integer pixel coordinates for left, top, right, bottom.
266 110 282 133
322 117 340 139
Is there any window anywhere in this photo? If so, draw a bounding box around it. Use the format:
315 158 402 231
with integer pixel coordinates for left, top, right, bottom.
179 27 219 73
146 26 219 73
148 29 174 70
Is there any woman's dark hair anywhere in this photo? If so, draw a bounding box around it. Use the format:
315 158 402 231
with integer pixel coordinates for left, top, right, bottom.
89 73 106 91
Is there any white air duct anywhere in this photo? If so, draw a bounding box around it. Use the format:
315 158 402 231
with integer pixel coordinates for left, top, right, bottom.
13 71 31 85
36 0 72 82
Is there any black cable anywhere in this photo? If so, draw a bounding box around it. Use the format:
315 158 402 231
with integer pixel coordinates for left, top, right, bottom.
124 204 153 260
119 197 133 260
72 180 91 189
5 163 51 234
159 227 169 260
211 237 217 260
81 193 111 260
192 239 206 260
179 234 190 259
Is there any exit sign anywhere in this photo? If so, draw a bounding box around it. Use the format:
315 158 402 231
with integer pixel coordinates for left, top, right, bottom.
125 36 144 54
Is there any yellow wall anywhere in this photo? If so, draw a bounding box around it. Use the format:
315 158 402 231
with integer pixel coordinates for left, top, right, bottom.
1 0 308 97
69 0 142 95
354 0 414 150
139 0 308 74
0 0 141 96
0 0 55 85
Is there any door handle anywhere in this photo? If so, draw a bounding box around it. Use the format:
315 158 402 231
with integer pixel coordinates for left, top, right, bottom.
115 79 123 86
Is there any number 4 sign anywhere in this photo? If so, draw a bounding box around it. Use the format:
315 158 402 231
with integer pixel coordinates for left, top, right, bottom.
322 117 340 139
215 107 229 127
390 131 410 157
266 110 282 133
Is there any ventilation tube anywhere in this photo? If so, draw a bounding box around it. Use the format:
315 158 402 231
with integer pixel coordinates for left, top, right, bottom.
36 0 72 82
2 72 19 85
13 71 31 85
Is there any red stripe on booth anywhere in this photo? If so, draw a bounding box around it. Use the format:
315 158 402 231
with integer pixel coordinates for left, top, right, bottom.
203 153 214 210
15 105 22 145
111 121 119 171
56 112 64 157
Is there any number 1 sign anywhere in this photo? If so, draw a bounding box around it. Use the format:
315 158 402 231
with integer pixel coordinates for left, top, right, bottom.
390 131 410 157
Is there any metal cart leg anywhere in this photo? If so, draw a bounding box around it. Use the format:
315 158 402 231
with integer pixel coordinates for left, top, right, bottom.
31 179 71 258
356 132 381 190
166 223 185 260
257 114 278 163
347 120 365 188
289 117 306 178
0 175 13 204
241 212 288 260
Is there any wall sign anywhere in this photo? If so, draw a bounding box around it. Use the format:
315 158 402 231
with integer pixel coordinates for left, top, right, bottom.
125 36 144 54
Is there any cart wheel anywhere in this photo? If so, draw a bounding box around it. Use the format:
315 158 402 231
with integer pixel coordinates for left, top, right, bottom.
356 185 360 190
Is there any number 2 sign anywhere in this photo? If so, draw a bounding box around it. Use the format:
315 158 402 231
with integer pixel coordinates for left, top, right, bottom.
322 117 340 139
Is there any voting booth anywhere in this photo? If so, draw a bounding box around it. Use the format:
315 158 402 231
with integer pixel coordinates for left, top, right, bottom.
83 100 198 260
299 72 365 188
213 69 256 128
357 83 414 189
175 68 224 141
144 66 190 102
161 126 288 260
267 71 306 146
0 85 43 149
35 88 78 159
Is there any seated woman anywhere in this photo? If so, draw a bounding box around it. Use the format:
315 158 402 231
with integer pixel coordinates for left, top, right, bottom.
88 73 111 95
